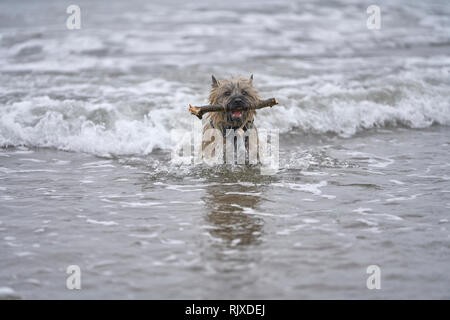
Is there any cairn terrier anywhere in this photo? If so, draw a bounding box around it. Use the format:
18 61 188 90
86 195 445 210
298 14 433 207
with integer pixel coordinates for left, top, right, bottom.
202 75 260 164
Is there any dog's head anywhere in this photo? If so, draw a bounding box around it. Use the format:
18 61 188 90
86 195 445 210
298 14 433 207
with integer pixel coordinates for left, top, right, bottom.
208 75 259 129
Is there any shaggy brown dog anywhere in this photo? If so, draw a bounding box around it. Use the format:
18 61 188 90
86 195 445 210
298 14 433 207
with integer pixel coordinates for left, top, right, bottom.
202 75 260 164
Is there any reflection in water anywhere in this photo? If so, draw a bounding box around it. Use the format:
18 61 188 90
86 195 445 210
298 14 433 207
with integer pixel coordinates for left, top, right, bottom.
203 182 264 247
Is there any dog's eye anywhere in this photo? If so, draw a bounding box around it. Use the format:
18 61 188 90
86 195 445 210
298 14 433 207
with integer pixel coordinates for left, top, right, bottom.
224 91 231 96
242 90 247 96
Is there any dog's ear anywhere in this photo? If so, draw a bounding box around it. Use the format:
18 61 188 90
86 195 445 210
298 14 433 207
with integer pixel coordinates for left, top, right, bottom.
211 75 219 88
249 74 254 86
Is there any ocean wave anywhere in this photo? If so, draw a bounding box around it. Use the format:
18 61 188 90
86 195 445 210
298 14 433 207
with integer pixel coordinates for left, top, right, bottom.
1 72 449 157
1 0 449 156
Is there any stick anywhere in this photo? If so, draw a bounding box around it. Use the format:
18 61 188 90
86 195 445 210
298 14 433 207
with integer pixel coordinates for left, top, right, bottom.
189 98 278 120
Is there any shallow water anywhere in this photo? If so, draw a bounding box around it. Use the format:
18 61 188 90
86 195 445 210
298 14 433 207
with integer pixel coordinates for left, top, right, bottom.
1 0 450 299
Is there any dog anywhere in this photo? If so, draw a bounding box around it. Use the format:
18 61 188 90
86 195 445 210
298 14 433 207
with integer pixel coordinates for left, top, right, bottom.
202 75 260 164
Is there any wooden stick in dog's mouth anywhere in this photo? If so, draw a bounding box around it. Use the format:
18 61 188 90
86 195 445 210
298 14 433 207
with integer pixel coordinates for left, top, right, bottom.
189 98 278 120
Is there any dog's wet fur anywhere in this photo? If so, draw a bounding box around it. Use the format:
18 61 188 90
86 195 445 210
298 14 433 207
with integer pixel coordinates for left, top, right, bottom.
202 75 260 163
207 75 259 131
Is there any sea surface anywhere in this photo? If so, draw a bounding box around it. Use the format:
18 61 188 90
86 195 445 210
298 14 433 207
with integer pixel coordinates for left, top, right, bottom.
0 0 449 299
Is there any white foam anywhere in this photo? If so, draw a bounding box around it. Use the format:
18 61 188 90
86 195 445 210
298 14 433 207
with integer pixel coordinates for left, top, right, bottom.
353 207 403 221
274 180 331 198
386 194 422 202
0 287 20 299
14 251 34 257
302 218 320 224
161 239 185 245
86 219 118 226
390 179 405 185
224 192 262 196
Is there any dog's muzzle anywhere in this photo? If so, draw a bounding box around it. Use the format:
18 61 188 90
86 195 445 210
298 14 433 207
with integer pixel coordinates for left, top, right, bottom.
227 98 245 122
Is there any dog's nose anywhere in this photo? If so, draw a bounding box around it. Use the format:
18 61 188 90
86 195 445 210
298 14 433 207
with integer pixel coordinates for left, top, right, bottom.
233 98 244 106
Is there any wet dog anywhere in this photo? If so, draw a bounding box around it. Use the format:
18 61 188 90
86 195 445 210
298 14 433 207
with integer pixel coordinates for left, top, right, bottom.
202 75 260 164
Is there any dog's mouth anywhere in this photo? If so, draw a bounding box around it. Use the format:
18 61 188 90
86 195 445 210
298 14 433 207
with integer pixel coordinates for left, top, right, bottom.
226 99 247 123
230 110 243 121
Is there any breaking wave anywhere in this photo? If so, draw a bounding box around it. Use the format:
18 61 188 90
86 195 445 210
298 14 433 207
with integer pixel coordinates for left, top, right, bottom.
1 72 449 157
1 0 449 156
